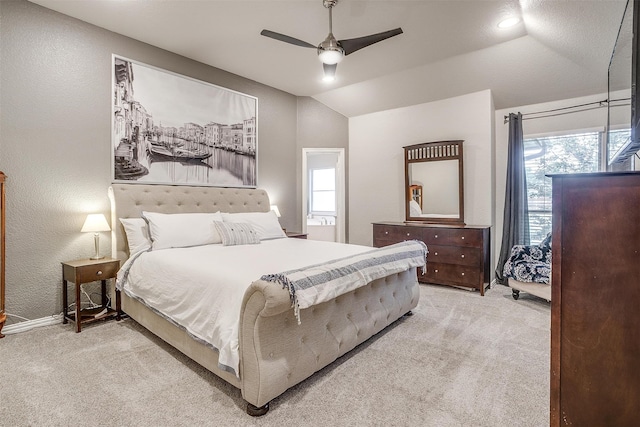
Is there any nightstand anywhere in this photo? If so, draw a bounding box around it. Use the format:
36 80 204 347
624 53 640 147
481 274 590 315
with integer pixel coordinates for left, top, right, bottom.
61 258 121 332
285 231 308 239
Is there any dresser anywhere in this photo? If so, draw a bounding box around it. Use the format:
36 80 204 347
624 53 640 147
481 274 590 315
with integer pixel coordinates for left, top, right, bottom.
373 222 490 295
550 172 640 426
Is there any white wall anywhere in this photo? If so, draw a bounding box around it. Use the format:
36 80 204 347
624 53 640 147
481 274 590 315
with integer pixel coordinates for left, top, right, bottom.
348 90 494 248
493 90 633 266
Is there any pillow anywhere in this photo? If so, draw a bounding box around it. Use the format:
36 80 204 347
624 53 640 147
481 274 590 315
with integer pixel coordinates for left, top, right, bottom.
213 221 260 246
221 211 286 240
120 217 152 254
409 200 422 217
142 211 223 250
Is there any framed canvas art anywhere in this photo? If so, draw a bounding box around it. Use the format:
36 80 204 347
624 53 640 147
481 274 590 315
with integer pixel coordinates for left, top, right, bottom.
112 55 257 187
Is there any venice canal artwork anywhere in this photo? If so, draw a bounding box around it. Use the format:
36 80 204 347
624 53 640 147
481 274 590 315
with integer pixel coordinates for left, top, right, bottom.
113 56 257 187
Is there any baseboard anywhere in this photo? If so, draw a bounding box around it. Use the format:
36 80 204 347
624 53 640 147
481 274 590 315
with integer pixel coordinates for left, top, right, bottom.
2 314 62 335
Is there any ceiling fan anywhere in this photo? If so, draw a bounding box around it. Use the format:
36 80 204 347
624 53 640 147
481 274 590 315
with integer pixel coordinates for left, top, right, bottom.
260 0 403 81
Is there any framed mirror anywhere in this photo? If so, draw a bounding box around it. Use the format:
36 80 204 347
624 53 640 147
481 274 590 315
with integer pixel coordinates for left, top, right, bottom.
404 140 465 225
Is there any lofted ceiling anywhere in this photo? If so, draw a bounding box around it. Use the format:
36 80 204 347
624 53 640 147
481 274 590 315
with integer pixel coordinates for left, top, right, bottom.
29 0 628 117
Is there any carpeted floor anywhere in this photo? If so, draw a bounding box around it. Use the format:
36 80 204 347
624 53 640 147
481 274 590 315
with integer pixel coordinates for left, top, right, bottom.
0 284 550 426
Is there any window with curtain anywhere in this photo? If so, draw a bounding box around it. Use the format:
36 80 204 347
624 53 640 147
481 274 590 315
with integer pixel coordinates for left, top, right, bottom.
524 131 603 243
309 168 336 214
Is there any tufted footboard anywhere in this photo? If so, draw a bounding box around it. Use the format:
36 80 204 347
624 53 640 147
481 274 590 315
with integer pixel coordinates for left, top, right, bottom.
239 267 420 413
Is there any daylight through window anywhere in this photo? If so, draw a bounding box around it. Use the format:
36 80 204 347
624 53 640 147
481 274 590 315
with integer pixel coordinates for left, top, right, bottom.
310 168 336 213
524 132 601 243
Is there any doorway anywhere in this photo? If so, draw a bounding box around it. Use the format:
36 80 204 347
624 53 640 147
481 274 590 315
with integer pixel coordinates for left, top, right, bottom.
302 148 345 243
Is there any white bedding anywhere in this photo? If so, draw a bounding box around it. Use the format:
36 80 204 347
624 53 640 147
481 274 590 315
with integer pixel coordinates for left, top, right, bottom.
118 238 371 377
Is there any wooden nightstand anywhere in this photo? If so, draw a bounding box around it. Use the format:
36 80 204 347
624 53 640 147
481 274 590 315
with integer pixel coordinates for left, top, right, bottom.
61 258 121 332
285 231 308 239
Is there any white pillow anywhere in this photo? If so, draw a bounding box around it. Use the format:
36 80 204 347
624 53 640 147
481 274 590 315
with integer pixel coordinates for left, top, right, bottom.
142 211 223 250
213 221 260 246
120 217 152 254
221 211 286 240
409 200 422 217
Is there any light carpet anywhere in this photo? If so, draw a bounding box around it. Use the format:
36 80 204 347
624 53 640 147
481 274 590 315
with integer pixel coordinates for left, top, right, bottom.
0 284 550 426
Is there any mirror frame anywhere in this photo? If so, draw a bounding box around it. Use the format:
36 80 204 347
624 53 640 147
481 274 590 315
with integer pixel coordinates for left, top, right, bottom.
404 140 465 225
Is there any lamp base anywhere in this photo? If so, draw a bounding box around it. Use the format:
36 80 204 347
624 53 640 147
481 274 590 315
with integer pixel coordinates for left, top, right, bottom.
90 233 104 260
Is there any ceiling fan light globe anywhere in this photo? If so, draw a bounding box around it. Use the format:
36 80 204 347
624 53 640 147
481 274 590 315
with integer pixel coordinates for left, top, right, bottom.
318 48 344 64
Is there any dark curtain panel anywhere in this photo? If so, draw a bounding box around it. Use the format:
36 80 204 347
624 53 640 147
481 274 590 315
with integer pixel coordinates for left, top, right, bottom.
496 112 530 285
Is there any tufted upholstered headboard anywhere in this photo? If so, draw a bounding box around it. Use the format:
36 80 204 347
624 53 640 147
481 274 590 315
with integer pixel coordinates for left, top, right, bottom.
109 184 271 262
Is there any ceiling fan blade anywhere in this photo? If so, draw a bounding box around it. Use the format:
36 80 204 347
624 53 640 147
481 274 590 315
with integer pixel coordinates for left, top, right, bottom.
260 30 316 49
339 28 403 56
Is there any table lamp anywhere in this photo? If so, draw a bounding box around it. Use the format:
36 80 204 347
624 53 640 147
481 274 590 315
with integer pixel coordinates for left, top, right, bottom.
81 213 111 260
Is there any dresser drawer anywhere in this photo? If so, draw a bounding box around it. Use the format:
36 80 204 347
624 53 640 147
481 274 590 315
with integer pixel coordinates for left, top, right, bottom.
373 224 420 247
421 227 482 248
427 245 481 267
421 262 480 286
374 224 421 240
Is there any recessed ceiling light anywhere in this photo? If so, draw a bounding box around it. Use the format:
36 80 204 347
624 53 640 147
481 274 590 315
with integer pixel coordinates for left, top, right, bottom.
498 17 520 29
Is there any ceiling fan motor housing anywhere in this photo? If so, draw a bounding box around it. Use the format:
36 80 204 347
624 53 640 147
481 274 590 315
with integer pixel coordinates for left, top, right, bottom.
318 33 344 64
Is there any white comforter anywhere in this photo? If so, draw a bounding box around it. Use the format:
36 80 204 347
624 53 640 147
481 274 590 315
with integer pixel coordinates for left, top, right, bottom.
118 238 371 377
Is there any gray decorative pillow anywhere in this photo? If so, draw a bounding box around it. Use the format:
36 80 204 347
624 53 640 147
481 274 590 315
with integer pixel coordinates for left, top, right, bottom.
213 221 260 246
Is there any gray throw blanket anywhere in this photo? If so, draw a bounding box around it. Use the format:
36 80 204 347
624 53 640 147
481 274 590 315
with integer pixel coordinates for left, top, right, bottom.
261 240 428 324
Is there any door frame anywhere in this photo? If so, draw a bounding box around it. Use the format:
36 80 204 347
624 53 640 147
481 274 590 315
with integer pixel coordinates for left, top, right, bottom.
301 148 346 243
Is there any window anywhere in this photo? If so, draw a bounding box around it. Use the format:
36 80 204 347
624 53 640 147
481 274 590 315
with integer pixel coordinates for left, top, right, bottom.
524 131 602 243
309 168 336 214
608 128 632 163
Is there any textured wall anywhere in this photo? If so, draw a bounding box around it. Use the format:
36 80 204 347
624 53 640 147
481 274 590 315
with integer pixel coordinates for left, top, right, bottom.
0 0 304 322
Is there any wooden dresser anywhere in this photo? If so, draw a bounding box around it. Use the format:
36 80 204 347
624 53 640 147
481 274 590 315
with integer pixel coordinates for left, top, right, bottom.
373 222 490 295
550 172 640 426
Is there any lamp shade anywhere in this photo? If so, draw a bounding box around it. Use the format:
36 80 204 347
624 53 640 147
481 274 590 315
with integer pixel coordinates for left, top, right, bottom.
270 205 281 218
81 214 111 233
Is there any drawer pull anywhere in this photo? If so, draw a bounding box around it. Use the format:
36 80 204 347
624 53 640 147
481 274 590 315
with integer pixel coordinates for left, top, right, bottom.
461 236 465 240
434 269 438 273
97 270 103 276
434 252 438 256
406 233 410 236
385 231 388 235
461 273 465 276
435 234 438 238
461 254 465 258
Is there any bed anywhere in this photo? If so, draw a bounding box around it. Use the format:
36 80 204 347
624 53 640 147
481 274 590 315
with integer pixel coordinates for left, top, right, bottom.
109 184 423 415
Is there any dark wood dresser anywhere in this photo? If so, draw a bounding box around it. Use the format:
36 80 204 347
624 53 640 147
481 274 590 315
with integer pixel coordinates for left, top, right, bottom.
550 172 640 426
373 222 490 295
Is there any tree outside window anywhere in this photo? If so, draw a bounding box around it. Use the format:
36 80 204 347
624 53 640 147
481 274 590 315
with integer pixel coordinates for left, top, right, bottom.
608 128 632 163
524 132 600 243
